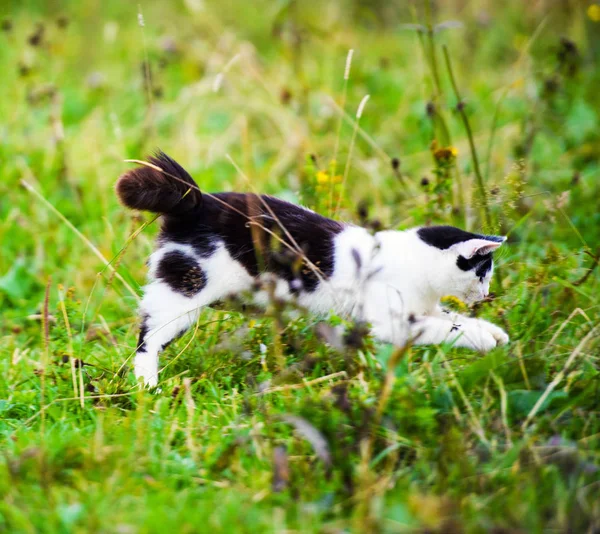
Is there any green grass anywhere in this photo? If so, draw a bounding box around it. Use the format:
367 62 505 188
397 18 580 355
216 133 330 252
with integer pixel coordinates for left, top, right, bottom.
1 1 600 532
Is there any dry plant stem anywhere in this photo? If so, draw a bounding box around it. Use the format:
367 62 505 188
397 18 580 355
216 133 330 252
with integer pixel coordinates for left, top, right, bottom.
23 392 139 426
484 17 549 183
355 344 409 530
334 95 369 218
58 292 81 407
424 1 443 108
362 345 410 464
137 4 155 142
443 356 490 448
522 325 599 431
573 248 600 286
421 1 452 147
442 45 491 230
544 307 592 356
21 180 140 301
265 279 285 372
157 312 202 378
490 371 512 445
50 91 69 185
257 371 347 395
484 88 509 183
183 378 199 462
40 278 51 436
332 50 353 168
417 2 465 221
516 343 532 390
327 96 390 163
331 49 354 217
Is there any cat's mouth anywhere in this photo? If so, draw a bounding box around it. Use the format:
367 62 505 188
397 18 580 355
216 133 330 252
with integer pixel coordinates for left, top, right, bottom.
463 292 484 304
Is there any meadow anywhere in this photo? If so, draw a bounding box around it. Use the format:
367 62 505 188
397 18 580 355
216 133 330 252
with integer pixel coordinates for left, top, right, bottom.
1 0 599 532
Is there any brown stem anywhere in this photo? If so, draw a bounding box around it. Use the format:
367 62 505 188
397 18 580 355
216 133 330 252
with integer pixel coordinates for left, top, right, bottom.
442 45 491 229
574 248 600 286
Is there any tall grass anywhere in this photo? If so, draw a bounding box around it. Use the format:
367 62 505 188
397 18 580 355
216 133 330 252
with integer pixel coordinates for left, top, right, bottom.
0 1 599 532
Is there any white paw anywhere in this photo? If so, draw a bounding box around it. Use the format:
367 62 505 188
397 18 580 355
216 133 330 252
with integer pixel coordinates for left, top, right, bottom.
475 320 509 347
135 367 158 388
463 327 498 353
492 328 509 346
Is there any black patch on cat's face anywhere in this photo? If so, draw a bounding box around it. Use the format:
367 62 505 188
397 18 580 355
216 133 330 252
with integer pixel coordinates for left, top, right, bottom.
456 253 493 280
156 250 206 297
160 193 344 292
417 225 503 250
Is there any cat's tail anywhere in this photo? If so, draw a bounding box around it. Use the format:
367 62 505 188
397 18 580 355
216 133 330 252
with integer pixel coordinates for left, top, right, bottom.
116 151 202 215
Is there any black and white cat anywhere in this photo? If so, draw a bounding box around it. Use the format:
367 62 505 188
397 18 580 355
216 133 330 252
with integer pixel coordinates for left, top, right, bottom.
117 152 509 387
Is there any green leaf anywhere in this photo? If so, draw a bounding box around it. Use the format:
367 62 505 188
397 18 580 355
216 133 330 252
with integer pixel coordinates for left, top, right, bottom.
0 258 38 302
508 389 568 416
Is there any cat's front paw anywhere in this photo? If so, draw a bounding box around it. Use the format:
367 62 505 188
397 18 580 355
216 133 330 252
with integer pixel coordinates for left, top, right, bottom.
459 326 498 353
491 328 509 346
476 320 509 347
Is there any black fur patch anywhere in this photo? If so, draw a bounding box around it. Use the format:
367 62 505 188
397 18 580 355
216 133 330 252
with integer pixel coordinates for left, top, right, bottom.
417 225 503 250
160 193 344 292
156 251 206 297
137 315 149 353
456 253 493 279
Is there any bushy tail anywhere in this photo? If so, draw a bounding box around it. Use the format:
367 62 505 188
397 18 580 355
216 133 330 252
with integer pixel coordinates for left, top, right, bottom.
116 151 202 214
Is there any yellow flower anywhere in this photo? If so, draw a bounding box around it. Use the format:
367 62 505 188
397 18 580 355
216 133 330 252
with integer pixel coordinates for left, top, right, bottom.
588 4 600 21
433 146 457 162
441 295 468 310
332 174 343 184
316 170 329 184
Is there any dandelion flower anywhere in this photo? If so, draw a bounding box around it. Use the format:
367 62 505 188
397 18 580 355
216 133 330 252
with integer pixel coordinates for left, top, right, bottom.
441 295 468 310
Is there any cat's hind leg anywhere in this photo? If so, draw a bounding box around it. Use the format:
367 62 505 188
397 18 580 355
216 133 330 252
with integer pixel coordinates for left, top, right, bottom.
134 246 213 387
135 280 204 387
134 244 255 387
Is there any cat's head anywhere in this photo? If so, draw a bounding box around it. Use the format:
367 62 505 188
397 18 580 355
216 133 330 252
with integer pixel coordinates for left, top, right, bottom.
417 225 506 303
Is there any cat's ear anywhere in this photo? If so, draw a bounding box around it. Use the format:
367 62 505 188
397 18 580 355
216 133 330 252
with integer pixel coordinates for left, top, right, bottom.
451 237 506 259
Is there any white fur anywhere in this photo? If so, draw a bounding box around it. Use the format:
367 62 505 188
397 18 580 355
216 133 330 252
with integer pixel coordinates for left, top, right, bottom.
133 227 508 386
135 243 253 386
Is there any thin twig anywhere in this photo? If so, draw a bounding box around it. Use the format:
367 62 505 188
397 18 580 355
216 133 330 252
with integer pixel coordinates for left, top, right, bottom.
40 278 51 436
58 289 81 407
573 248 600 287
21 180 140 300
522 325 598 431
257 371 348 395
442 45 491 229
334 94 369 218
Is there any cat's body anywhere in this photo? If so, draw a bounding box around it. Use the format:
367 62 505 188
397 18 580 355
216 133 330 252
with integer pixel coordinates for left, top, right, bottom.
117 152 509 387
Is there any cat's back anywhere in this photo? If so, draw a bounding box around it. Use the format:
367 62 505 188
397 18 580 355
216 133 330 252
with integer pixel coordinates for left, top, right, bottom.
160 192 346 289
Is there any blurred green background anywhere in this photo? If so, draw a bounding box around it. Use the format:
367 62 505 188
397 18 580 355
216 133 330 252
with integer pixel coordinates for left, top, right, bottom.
1 1 599 532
